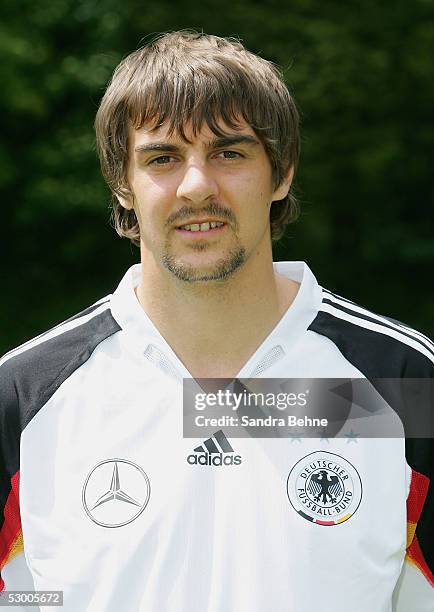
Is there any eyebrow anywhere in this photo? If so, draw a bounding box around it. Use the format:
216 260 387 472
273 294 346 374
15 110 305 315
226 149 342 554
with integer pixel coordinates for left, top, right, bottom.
134 134 261 154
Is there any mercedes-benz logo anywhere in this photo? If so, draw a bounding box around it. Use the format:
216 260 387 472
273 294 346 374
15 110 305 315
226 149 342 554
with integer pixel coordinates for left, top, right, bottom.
82 459 151 527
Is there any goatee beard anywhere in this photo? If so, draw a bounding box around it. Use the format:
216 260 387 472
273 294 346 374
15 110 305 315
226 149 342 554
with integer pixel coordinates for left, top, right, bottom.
162 247 246 282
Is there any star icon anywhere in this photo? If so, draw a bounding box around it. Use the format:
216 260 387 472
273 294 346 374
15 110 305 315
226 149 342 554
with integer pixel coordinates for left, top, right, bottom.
91 463 142 510
287 432 305 443
345 429 360 443
319 428 330 443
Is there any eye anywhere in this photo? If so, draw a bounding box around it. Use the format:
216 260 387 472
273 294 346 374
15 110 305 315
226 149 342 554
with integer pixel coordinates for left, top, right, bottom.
216 150 243 160
149 155 176 166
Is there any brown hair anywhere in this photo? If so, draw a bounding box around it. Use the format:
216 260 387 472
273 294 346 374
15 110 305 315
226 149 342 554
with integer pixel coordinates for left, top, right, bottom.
95 30 300 245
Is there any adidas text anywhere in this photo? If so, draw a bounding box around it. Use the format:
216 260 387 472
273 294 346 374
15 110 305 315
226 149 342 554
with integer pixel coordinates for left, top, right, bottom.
187 453 242 466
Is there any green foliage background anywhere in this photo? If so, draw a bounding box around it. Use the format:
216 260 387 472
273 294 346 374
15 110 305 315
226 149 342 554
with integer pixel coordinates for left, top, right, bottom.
1 0 433 353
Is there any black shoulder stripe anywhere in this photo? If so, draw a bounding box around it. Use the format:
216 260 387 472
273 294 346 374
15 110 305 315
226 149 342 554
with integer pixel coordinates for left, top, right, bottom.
309 311 433 377
323 288 433 346
322 288 355 305
322 298 434 359
2 308 121 431
0 308 121 534
61 297 112 325
1 297 112 363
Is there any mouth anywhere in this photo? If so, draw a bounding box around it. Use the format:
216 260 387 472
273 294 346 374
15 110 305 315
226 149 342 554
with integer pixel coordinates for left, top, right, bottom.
175 220 227 235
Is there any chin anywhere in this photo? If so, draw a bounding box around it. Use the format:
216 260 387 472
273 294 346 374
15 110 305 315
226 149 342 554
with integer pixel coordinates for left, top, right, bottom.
162 248 246 283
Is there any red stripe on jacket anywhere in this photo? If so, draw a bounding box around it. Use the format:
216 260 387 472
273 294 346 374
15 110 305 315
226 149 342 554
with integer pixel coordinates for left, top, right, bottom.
0 471 22 591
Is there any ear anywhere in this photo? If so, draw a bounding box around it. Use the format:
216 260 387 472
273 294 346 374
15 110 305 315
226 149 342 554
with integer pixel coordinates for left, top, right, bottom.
271 165 294 202
116 191 134 211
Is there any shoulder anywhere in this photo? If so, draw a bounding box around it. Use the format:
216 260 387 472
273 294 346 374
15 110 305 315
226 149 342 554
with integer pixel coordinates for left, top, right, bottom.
308 287 434 378
0 295 121 432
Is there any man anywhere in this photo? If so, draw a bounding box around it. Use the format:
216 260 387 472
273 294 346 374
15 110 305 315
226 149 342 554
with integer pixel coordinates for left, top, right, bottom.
0 31 432 612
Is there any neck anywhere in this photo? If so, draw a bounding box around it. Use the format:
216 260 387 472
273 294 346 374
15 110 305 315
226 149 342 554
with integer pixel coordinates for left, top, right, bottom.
135 245 299 377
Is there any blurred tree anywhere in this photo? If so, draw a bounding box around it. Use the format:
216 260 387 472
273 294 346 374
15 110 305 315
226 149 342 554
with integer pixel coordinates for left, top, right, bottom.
0 0 433 353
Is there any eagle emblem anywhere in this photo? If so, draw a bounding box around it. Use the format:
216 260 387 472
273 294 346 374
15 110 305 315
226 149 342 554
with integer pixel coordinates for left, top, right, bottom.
287 451 362 525
308 470 343 504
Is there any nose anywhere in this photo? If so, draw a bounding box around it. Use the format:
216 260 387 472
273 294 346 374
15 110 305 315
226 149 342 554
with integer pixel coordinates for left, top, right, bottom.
176 162 219 203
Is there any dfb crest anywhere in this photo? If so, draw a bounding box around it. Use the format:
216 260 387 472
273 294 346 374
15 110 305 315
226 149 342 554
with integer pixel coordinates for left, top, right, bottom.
287 451 362 526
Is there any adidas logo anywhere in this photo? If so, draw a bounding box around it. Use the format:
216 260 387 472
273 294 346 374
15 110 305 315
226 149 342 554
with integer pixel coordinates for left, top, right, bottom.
187 430 242 466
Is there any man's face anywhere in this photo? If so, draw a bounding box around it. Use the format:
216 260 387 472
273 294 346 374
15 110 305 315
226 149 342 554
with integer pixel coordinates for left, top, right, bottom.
123 118 292 282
